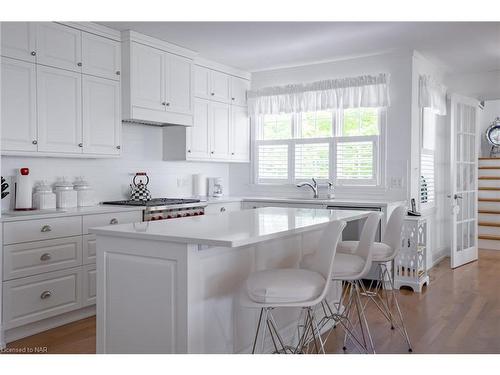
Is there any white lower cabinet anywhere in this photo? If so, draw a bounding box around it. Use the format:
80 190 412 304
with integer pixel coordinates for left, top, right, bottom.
1 209 142 339
205 202 241 215
2 267 83 330
3 236 82 280
82 265 97 307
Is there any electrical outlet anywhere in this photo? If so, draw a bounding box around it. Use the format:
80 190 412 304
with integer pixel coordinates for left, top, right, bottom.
390 177 403 189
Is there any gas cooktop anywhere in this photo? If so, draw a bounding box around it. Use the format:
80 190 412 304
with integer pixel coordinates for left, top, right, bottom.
102 198 201 207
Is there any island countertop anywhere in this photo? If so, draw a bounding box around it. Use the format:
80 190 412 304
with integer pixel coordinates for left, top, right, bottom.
89 207 371 248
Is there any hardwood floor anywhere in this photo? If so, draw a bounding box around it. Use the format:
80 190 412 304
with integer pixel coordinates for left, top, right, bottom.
4 250 500 354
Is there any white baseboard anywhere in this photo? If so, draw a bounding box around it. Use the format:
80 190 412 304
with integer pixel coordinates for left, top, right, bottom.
3 306 96 344
430 247 449 269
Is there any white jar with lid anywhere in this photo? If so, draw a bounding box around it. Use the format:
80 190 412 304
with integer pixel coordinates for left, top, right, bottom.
73 177 96 207
54 178 77 209
33 181 57 210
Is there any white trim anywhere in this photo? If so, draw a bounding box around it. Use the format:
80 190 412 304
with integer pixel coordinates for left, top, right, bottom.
194 57 251 81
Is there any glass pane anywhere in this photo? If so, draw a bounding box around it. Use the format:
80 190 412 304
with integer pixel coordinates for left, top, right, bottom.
342 108 379 136
456 223 463 252
258 144 288 180
262 114 292 140
469 221 476 248
300 111 333 138
295 143 329 179
336 141 374 180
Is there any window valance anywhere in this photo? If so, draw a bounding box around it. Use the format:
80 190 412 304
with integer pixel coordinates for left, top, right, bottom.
419 75 447 116
248 73 390 116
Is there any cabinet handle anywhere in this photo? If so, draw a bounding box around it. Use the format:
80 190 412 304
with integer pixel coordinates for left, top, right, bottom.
220 207 226 212
231 152 235 155
116 71 120 76
30 51 36 56
78 143 83 148
77 62 82 67
231 97 235 101
165 102 170 107
211 151 214 154
32 140 38 145
116 145 121 150
110 218 118 225
211 92 215 96
161 102 167 106
187 149 191 153
40 291 52 300
41 225 52 233
40 253 52 262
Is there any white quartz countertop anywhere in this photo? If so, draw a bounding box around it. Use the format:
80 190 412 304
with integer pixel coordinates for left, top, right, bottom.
0 205 144 222
241 196 403 207
90 207 371 248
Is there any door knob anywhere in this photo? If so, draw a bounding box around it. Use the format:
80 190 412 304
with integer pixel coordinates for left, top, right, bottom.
30 51 36 56
77 62 82 67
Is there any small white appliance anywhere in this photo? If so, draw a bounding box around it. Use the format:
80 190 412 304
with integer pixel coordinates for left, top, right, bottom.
208 177 223 198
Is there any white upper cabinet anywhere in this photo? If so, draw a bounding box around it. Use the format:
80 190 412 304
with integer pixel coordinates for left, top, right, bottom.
1 22 37 63
166 54 193 115
210 102 231 160
230 105 250 162
230 76 250 106
82 76 121 155
82 32 121 81
130 42 165 113
186 98 211 159
194 65 211 99
122 32 195 126
210 70 231 103
36 23 82 72
37 65 83 154
1 57 37 152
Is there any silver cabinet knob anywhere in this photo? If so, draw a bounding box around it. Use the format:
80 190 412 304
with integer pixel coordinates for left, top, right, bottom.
40 291 52 300
211 151 214 154
41 225 52 233
31 51 36 56
78 143 83 148
161 102 167 106
231 152 235 155
116 145 121 150
110 218 118 225
77 62 82 67
40 253 52 261
211 92 215 96
220 207 226 212
32 140 38 145
231 97 235 101
187 149 191 153
165 102 170 107
116 71 120 76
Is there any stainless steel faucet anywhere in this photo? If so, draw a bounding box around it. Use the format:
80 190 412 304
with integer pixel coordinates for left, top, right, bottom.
297 178 319 198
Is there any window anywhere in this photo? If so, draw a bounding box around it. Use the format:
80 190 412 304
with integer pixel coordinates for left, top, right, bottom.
254 108 383 186
420 108 436 208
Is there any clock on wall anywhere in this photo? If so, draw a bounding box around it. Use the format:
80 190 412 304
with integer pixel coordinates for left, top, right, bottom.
486 117 500 157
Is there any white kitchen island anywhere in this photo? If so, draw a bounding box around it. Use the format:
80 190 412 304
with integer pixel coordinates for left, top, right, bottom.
90 207 370 354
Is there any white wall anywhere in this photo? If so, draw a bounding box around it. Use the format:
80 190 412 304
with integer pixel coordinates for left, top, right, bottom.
230 50 413 201
446 70 500 102
479 99 500 157
1 124 230 211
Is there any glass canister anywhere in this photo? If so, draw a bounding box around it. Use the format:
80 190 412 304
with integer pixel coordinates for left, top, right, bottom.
73 177 96 207
33 181 56 210
54 178 77 208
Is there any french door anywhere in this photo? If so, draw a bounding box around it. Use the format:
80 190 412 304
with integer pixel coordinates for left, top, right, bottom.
450 94 479 268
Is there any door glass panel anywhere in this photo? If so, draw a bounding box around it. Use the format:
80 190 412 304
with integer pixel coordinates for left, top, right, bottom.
469 221 476 248
456 223 463 252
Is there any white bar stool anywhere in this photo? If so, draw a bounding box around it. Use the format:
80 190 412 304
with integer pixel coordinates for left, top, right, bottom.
337 206 413 352
301 212 381 354
240 220 346 354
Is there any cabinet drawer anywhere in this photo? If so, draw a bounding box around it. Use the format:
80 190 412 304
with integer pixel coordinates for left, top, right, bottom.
3 236 82 280
3 216 82 245
83 211 142 234
82 264 96 307
205 202 241 215
83 234 96 265
2 267 82 329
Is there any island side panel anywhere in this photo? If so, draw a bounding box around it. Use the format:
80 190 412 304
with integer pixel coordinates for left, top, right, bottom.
96 235 189 354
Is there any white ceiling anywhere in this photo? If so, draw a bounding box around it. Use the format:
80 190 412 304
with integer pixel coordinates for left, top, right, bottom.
99 22 500 74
